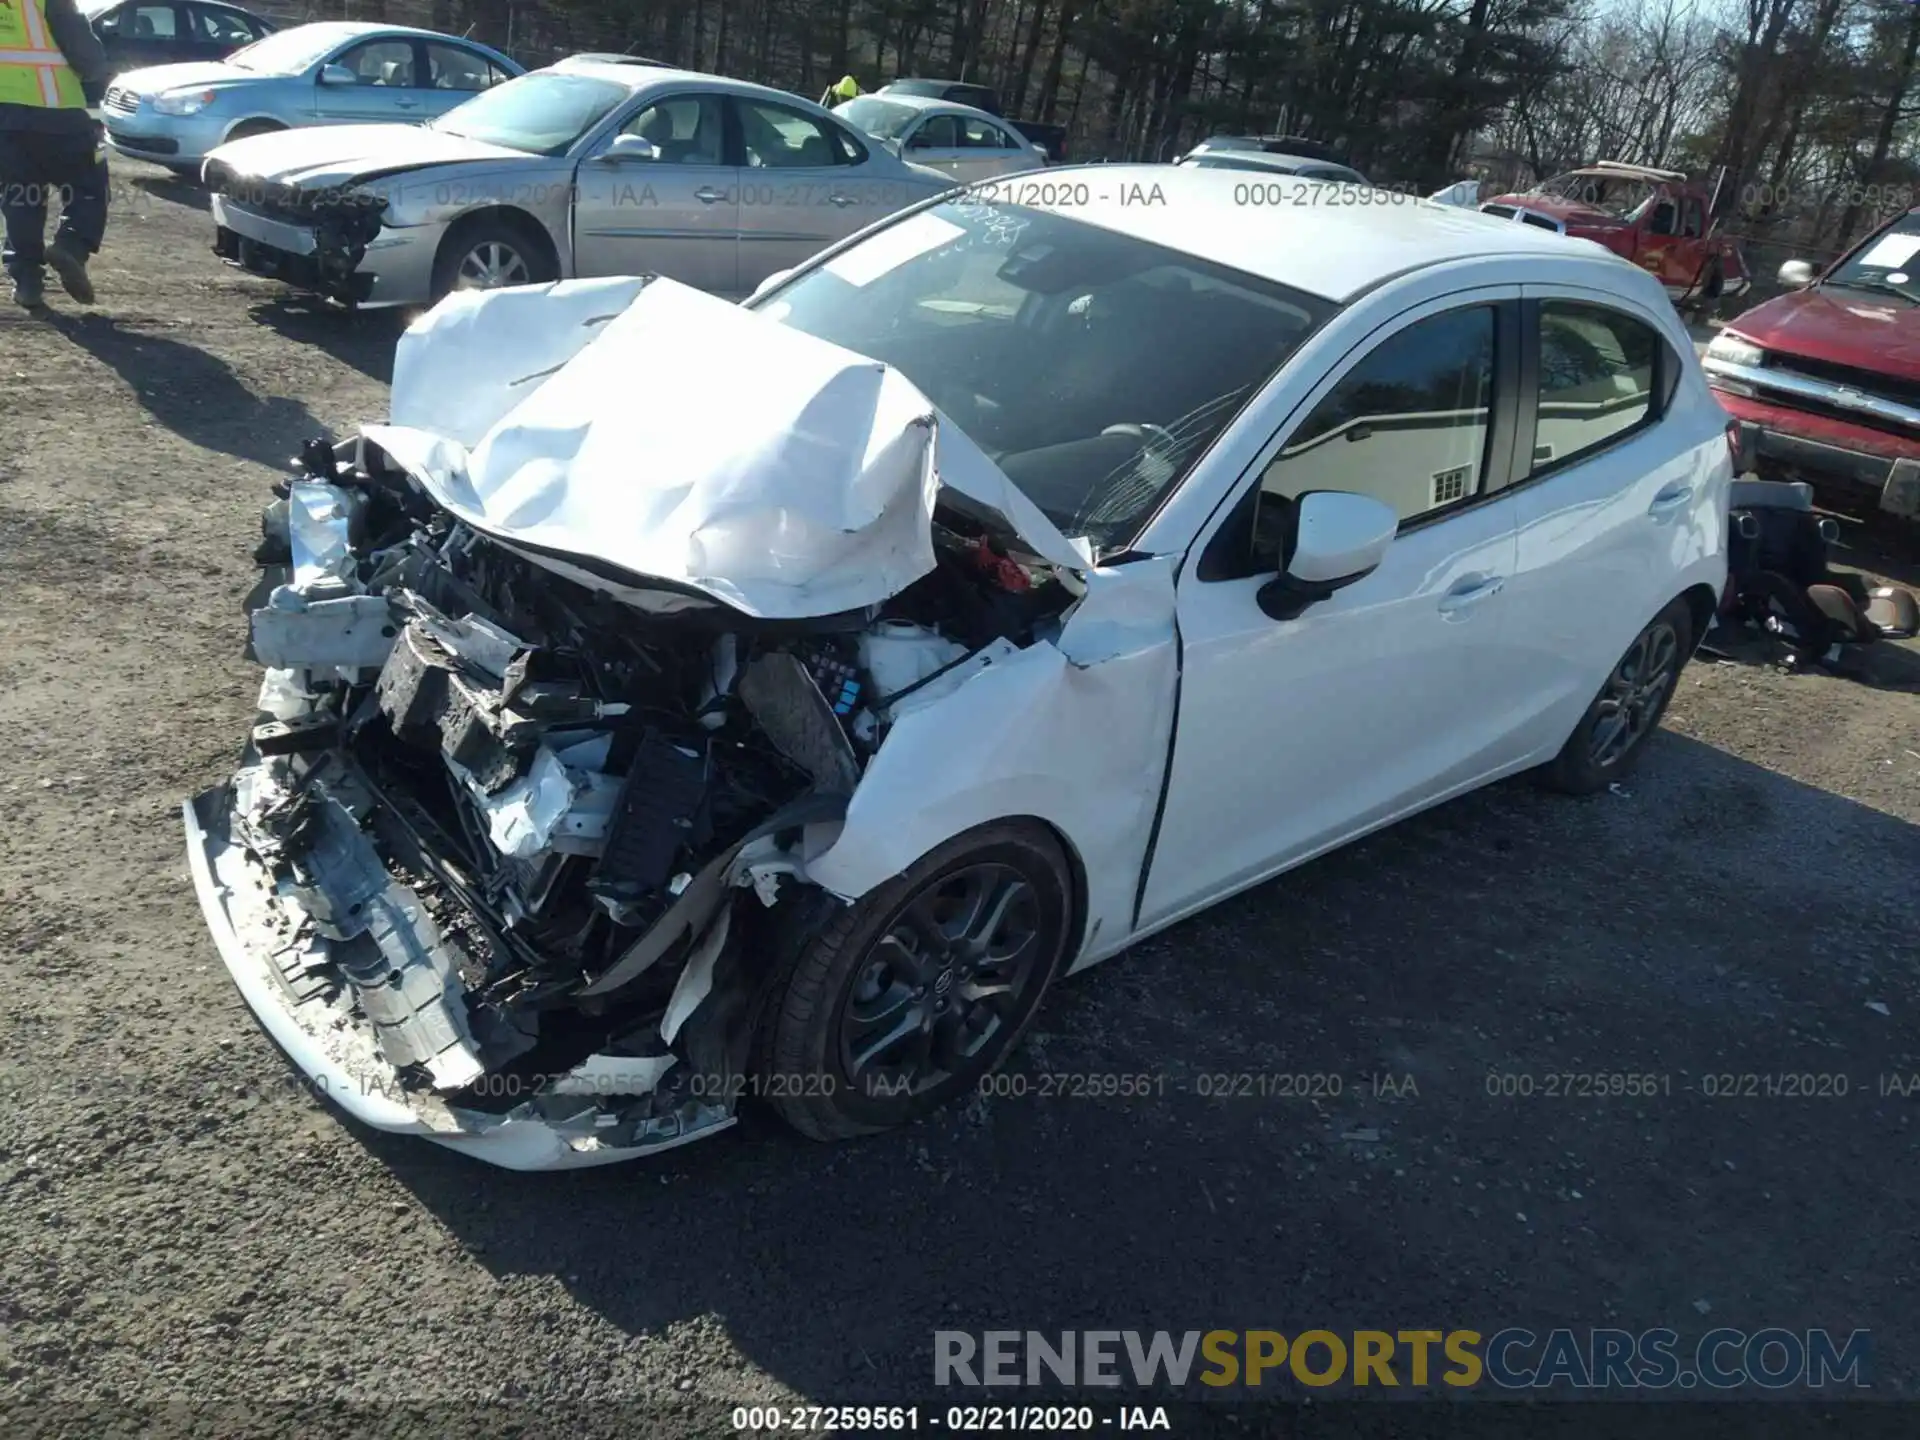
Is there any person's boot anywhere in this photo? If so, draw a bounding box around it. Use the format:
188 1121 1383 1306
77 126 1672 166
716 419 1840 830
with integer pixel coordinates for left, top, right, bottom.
45 240 95 304
10 266 46 309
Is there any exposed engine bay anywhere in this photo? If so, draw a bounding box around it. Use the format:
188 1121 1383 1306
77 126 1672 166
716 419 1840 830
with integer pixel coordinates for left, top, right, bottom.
193 428 1077 1163
184 276 1184 1169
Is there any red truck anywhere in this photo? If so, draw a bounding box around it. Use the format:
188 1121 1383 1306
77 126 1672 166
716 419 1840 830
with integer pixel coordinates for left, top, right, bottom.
1703 207 1920 523
1479 161 1751 309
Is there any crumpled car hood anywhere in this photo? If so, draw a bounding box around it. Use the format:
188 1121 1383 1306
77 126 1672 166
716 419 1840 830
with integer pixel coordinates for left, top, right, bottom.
365 276 1092 619
208 122 532 190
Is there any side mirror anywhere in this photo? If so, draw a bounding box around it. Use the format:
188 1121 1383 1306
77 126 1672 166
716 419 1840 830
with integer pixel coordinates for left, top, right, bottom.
600 133 660 162
1256 491 1397 621
1777 259 1817 289
318 63 356 87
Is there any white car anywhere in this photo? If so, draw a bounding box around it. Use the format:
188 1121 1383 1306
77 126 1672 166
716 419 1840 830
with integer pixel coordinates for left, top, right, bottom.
833 91 1048 180
184 168 1730 1170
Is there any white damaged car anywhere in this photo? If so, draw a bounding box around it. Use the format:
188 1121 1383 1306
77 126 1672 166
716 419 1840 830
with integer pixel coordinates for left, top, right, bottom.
185 169 1732 1170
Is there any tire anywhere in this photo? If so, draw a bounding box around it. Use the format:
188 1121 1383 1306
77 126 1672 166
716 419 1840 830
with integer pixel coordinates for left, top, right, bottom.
1538 597 1693 795
430 214 557 303
755 822 1073 1142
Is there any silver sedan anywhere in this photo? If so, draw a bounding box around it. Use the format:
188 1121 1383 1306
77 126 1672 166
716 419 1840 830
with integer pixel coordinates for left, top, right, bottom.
201 60 960 308
101 21 524 175
832 93 1048 181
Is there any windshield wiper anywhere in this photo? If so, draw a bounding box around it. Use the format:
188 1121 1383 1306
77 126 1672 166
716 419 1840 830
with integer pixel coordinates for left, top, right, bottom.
1865 275 1920 305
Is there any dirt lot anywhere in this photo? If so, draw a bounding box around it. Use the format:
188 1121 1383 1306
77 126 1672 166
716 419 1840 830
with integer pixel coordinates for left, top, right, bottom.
3 161 1919 1432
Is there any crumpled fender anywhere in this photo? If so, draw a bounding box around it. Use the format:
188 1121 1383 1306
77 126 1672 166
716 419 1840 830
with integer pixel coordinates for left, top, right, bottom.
803 557 1180 968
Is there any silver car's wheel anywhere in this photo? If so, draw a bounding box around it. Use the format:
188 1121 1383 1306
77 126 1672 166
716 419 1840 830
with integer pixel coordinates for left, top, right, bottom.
453 239 532 291
430 216 557 303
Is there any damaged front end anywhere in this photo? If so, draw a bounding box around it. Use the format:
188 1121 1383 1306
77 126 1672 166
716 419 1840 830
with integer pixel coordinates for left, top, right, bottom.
207 160 388 305
187 429 1077 1170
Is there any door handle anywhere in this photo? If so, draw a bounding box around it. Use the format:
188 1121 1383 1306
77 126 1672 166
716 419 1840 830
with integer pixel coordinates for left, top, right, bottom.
1437 576 1505 618
393 99 420 110
694 187 727 203
1648 483 1693 516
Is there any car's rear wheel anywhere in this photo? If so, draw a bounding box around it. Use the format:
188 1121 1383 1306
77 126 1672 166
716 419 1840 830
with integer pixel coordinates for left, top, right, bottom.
756 822 1073 1141
430 214 556 302
1539 596 1693 795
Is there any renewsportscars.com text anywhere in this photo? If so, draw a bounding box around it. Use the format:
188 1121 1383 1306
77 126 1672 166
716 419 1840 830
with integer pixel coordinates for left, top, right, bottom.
934 1328 1871 1391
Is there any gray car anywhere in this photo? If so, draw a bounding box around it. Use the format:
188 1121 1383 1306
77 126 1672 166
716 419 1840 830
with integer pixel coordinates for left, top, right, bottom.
1174 149 1371 186
100 21 524 175
201 59 958 308
832 92 1047 180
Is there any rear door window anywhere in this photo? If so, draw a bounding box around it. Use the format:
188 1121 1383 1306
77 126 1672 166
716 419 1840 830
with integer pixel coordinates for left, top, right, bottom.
736 98 848 168
425 42 498 93
119 4 179 38
187 4 251 44
1530 301 1661 471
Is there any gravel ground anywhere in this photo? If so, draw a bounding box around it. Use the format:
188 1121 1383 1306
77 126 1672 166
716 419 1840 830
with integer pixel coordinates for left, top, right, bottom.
2 161 1918 1434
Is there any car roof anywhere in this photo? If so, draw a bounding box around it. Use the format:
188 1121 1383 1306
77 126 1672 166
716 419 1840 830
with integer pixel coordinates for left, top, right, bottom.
565 52 673 67
1183 151 1355 174
1566 162 1689 184
883 78 990 92
854 91 1006 122
272 21 461 42
994 164 1608 302
543 58 827 108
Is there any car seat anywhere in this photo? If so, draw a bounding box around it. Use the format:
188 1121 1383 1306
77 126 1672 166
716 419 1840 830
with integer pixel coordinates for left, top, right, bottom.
1724 478 1919 661
133 12 155 36
380 58 412 87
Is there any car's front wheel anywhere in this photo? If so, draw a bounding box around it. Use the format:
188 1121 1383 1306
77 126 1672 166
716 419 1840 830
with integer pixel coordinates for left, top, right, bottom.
1539 596 1693 794
430 213 557 302
223 119 285 144
756 822 1073 1141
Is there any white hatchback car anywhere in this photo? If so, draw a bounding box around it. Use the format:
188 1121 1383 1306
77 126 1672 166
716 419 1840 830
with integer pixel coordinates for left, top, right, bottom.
186 168 1730 1170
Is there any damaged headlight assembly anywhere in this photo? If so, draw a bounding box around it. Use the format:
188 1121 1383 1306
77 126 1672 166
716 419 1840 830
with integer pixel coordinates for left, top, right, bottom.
179 276 1193 1171
187 426 1079 1170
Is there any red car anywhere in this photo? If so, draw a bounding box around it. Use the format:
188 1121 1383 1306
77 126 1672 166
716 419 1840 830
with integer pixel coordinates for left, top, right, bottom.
1703 208 1920 523
1481 162 1751 308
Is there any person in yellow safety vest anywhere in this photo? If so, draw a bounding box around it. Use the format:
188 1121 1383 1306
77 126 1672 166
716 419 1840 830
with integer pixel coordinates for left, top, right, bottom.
818 74 861 109
0 0 112 309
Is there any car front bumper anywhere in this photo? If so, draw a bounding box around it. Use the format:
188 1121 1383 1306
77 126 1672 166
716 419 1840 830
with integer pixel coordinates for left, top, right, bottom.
1706 359 1920 519
182 788 737 1171
210 192 441 308
102 109 229 167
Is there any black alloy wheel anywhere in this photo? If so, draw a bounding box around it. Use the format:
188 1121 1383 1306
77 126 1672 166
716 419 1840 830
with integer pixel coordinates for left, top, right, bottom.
755 822 1071 1141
